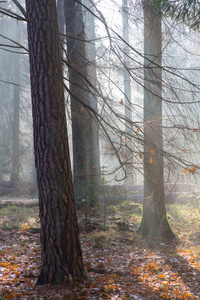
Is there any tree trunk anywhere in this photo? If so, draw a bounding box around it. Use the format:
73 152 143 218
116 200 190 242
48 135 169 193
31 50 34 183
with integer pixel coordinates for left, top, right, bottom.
122 0 134 185
25 0 85 284
10 48 20 186
57 0 65 59
137 0 175 241
64 0 100 207
82 0 101 198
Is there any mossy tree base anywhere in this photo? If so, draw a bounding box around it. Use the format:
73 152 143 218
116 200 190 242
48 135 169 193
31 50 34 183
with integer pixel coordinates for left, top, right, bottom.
137 206 175 241
139 0 176 243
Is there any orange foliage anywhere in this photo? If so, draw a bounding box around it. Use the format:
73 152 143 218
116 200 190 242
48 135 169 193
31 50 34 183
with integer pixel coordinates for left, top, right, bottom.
183 168 188 174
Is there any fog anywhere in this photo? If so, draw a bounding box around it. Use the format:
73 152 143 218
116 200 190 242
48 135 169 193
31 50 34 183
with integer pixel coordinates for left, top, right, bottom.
0 0 200 199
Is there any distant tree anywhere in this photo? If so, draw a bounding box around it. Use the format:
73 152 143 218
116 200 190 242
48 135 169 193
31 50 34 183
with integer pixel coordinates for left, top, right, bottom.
10 26 21 186
82 0 101 193
57 0 65 59
25 0 85 284
137 0 175 241
0 0 34 187
64 0 101 207
122 0 134 185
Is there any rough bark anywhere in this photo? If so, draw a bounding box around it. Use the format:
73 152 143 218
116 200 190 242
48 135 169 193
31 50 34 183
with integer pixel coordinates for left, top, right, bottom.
64 0 100 207
137 0 175 241
25 0 85 284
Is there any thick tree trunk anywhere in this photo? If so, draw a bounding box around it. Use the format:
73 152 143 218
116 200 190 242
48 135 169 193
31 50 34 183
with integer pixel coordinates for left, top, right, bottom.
25 0 85 284
64 0 100 207
82 0 101 198
138 0 175 241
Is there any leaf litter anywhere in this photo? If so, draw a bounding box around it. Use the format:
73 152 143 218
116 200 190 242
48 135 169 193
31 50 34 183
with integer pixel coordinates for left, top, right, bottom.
0 200 200 299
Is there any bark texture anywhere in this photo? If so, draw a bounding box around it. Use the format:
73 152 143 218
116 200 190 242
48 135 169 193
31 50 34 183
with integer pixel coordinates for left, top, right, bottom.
25 0 85 284
138 0 175 241
65 0 100 207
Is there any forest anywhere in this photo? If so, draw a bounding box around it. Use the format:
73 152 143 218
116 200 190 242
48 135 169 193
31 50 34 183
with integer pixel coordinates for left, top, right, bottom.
0 0 200 299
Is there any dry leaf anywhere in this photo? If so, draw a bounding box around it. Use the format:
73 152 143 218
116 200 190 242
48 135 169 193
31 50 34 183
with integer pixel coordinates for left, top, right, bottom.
189 166 196 173
183 168 187 174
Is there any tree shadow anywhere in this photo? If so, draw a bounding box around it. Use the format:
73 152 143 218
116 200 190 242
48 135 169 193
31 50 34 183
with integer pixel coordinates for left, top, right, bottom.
161 243 200 298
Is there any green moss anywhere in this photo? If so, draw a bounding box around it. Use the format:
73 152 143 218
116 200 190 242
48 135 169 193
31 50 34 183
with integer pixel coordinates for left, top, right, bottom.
137 212 175 242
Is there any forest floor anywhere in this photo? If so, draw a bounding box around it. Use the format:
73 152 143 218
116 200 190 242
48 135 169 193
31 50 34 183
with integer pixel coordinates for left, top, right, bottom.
0 194 200 299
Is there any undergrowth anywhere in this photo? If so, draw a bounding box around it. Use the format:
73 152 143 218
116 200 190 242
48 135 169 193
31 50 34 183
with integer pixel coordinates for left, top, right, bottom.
1 194 200 299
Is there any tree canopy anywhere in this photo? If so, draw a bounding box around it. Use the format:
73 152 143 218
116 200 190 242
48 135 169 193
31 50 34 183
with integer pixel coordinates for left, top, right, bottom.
153 0 200 30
